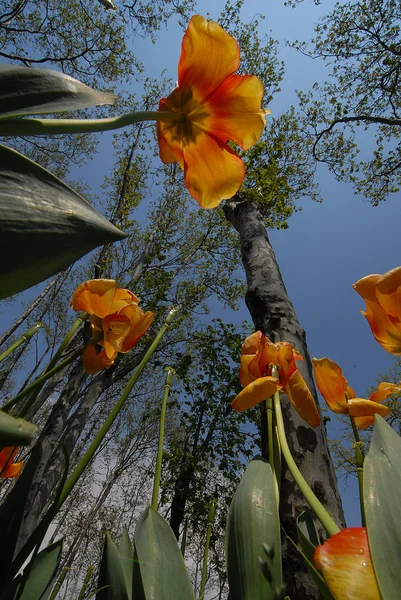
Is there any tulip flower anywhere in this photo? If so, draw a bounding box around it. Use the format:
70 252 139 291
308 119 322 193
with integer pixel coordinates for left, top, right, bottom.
353 267 401 354
231 331 320 428
0 447 23 478
71 279 154 374
312 357 399 429
157 15 269 209
313 528 381 600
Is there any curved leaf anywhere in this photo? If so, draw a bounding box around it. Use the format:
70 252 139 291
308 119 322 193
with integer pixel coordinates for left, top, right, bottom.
0 144 127 299
18 540 63 600
134 506 195 600
364 415 401 600
225 457 281 600
0 64 116 118
119 528 133 600
0 410 37 446
97 533 130 600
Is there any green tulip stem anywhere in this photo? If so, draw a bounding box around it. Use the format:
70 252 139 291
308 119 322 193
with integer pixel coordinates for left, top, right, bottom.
151 366 175 510
48 567 70 600
45 311 87 373
350 416 366 526
198 498 217 600
266 397 275 474
0 322 42 363
2 346 85 414
77 564 94 600
0 111 186 137
56 307 179 511
273 390 340 537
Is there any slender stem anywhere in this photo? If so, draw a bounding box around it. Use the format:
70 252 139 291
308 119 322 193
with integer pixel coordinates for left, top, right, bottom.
46 312 87 372
0 322 42 363
151 366 175 510
48 567 70 600
273 391 340 537
350 416 366 526
56 307 179 510
266 397 274 474
180 518 188 557
77 564 94 600
1 346 84 413
0 111 186 137
199 499 217 600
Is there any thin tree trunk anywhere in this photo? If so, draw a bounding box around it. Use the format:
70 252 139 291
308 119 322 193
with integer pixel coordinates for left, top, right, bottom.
224 198 345 599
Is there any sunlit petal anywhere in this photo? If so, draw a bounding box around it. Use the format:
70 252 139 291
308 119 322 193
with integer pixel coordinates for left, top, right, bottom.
102 314 131 359
178 15 240 102
348 399 390 428
71 279 138 317
241 331 264 355
369 381 401 404
285 370 320 428
312 358 349 413
313 528 381 600
240 354 258 387
82 345 115 375
120 310 154 352
277 343 298 385
231 376 279 412
375 266 401 319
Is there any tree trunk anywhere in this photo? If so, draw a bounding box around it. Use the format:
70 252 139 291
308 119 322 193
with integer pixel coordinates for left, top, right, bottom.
170 463 195 540
224 198 345 599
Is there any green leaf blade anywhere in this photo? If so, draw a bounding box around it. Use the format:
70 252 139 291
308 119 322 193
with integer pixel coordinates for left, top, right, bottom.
0 410 37 446
18 540 63 600
97 533 130 600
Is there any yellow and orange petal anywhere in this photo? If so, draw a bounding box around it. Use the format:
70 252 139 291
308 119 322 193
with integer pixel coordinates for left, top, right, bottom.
82 345 115 375
71 279 138 318
101 314 131 359
178 15 240 103
353 272 401 354
231 376 279 412
312 358 349 414
120 308 155 352
285 369 320 428
0 447 23 479
348 399 390 430
313 528 381 600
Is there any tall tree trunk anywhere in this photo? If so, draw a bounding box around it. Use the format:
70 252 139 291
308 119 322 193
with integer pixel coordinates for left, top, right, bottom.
224 198 345 599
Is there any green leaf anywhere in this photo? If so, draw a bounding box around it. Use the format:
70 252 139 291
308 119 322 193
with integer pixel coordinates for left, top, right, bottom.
0 64 116 118
96 533 130 600
0 410 37 446
17 540 63 600
119 528 133 600
296 511 334 600
364 415 401 600
225 457 281 600
134 506 195 600
0 144 127 299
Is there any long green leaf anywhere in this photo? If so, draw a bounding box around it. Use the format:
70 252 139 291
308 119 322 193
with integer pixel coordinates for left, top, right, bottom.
0 144 126 299
296 511 334 600
364 415 401 600
0 410 37 446
96 533 130 600
134 506 195 600
225 457 281 600
119 528 133 600
0 64 116 118
17 540 63 600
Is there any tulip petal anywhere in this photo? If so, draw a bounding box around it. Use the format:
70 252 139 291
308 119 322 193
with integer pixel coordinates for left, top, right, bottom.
241 331 264 355
369 381 401 404
83 344 115 375
285 370 320 428
178 15 240 103
277 343 298 385
120 309 154 352
182 128 245 208
239 354 258 387
102 314 131 359
71 279 139 317
312 358 349 414
348 399 390 430
313 528 381 600
0 447 23 479
200 74 266 151
231 377 279 412
375 266 401 319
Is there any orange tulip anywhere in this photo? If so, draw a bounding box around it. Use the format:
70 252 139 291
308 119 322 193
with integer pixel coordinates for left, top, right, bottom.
157 15 269 209
353 267 401 354
0 447 23 478
71 279 154 374
313 528 381 600
231 331 320 428
312 357 399 429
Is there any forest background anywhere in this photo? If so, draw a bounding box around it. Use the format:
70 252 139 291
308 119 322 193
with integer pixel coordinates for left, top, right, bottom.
1 0 401 598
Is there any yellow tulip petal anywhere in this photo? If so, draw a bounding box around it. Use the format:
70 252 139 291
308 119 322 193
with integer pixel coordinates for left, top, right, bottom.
200 74 266 151
0 447 23 479
241 331 264 355
348 399 390 422
313 528 381 600
182 128 245 208
285 370 320 428
240 354 258 387
312 358 349 414
231 377 279 412
375 266 401 319
178 15 240 103
71 280 138 318
369 381 401 404
83 345 115 375
120 310 154 352
102 314 131 359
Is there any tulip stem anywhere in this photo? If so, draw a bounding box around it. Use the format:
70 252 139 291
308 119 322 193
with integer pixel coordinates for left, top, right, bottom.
151 366 175 511
56 307 179 511
0 111 186 137
273 390 340 537
2 345 85 414
0 322 43 363
350 417 366 526
266 397 275 475
198 498 217 600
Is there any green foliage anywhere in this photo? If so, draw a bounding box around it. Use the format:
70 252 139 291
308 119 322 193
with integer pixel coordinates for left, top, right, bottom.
97 532 132 600
225 457 282 600
364 416 401 600
16 540 63 600
0 410 37 445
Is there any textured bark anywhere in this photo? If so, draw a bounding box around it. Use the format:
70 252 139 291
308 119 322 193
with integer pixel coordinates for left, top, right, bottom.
224 199 345 599
170 464 195 540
